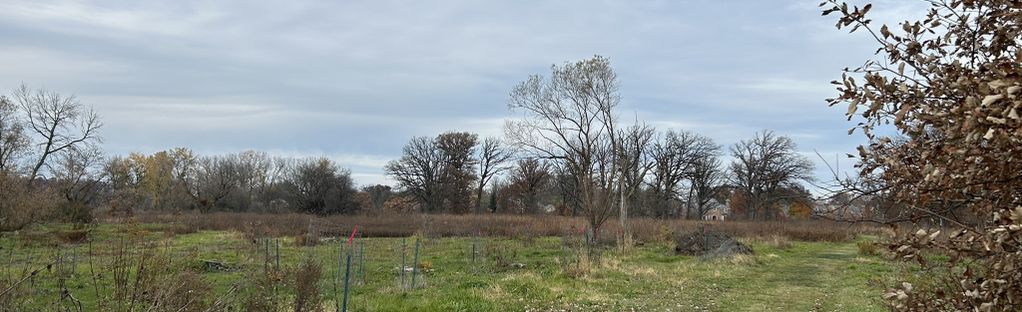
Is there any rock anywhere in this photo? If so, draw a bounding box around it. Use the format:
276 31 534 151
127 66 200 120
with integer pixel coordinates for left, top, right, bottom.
701 239 753 259
674 231 753 259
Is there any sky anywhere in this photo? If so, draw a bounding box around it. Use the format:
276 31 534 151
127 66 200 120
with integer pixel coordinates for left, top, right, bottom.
0 0 930 187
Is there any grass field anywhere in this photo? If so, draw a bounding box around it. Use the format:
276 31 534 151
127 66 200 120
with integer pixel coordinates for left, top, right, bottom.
0 221 896 311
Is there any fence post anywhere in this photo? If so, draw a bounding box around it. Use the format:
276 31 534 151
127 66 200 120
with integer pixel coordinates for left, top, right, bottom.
411 238 420 289
341 225 358 312
358 234 366 285
264 239 270 273
341 249 352 312
335 238 342 312
400 238 407 290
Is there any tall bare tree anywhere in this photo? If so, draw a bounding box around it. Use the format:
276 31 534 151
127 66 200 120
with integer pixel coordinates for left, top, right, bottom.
507 55 621 238
729 130 813 220
474 137 513 213
616 122 654 227
386 136 445 213
236 150 273 209
647 130 702 218
687 139 724 219
12 84 102 184
0 96 28 173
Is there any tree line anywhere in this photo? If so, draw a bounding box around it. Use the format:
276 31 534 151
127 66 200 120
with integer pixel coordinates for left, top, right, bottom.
0 85 373 230
384 56 815 235
0 57 816 233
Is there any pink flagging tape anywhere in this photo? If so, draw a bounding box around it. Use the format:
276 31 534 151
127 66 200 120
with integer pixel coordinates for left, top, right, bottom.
348 225 359 245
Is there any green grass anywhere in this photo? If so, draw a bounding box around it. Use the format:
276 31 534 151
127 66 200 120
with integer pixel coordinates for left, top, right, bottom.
0 224 896 311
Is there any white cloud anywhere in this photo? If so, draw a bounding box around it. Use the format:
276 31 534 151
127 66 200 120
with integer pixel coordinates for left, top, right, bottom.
744 77 832 96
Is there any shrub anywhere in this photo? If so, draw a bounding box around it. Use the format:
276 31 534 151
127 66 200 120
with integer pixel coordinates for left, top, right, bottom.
60 201 94 225
655 224 674 243
242 271 282 312
0 175 58 232
150 271 213 312
823 0 1022 309
293 232 320 247
290 257 323 312
857 240 878 256
559 233 596 278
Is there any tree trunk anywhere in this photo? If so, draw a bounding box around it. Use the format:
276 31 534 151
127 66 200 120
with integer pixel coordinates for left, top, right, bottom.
619 182 627 228
685 187 694 219
475 184 485 214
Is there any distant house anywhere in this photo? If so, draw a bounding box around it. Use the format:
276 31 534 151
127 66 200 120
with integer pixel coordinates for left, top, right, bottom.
542 204 557 214
703 207 727 221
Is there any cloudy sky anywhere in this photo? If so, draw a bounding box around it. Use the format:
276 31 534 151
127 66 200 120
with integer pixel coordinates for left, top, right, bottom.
0 0 929 187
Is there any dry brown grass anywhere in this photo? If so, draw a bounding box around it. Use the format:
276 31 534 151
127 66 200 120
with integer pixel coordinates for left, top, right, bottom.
126 212 884 243
52 229 89 244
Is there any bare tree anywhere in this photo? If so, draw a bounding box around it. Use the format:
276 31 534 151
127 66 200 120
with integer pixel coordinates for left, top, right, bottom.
615 122 654 227
236 150 272 209
647 130 702 218
51 144 105 223
506 158 551 214
507 55 621 238
0 96 28 173
474 137 513 213
386 136 446 213
687 140 724 219
386 132 479 213
191 155 240 211
729 130 813 220
12 84 102 184
285 157 359 214
51 145 105 204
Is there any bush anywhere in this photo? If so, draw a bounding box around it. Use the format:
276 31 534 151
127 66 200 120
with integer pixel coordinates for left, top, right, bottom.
60 201 94 225
559 233 597 278
242 271 282 312
290 257 323 312
0 175 57 232
150 271 213 312
857 240 878 256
